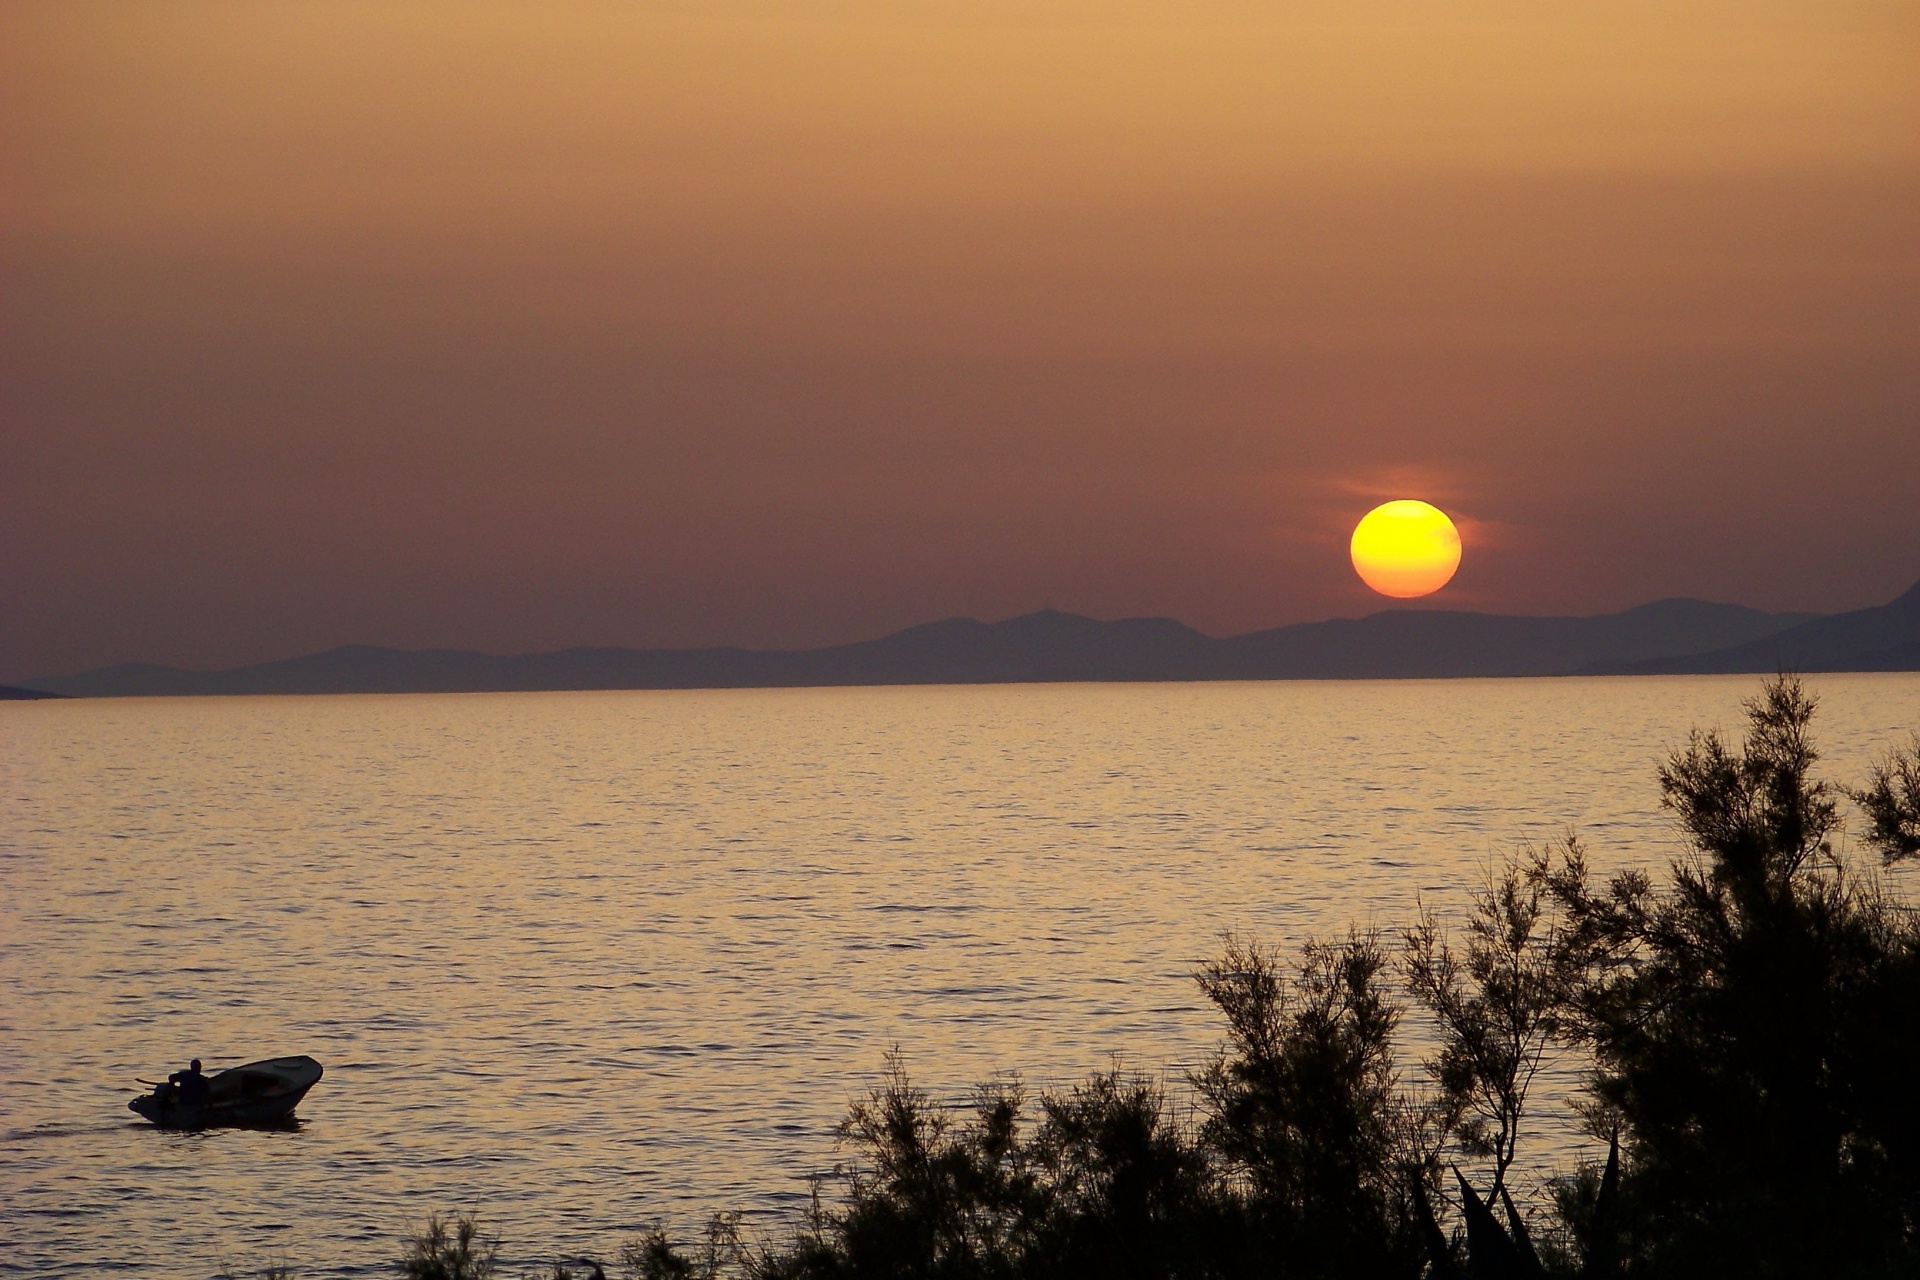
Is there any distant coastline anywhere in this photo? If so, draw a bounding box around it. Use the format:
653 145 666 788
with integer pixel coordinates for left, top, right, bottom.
20 578 1920 699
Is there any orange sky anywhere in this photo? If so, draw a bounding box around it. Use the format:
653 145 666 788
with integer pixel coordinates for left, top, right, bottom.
4 1 1917 678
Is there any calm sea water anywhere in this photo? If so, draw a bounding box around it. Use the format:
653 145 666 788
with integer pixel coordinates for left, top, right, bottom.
5 675 1919 1277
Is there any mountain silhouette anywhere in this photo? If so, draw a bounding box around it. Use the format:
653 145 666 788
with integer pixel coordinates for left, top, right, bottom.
1586 578 1920 674
24 595 1845 698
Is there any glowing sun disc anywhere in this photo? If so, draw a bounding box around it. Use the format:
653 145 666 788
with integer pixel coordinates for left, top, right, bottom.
1350 500 1461 598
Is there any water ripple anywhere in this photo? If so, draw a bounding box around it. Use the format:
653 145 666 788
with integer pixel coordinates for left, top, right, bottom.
4 675 1918 1277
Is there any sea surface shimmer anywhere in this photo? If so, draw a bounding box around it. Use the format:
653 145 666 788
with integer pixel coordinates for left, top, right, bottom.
5 675 1919 1277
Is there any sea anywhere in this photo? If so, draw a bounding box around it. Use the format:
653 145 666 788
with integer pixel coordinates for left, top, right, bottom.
5 674 1919 1277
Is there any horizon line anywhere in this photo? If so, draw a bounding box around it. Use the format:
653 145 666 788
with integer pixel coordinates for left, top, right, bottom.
25 587 1862 687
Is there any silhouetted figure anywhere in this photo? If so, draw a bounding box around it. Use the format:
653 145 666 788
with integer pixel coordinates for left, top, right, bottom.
169 1059 211 1110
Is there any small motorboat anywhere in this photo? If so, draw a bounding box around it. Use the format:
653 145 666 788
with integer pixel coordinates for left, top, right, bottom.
129 1055 324 1129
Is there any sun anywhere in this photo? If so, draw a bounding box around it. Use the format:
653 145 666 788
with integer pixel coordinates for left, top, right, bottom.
1349 500 1461 598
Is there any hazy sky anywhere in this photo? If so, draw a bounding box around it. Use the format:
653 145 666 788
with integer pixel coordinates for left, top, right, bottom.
4 1 1917 679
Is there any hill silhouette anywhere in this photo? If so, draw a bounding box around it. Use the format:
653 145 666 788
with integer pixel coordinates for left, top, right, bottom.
1587 577 1920 674
24 594 1844 698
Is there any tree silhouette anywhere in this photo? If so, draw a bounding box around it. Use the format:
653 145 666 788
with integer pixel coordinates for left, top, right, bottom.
1534 677 1920 1278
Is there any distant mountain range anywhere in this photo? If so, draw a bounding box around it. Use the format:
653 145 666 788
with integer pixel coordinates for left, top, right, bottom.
1589 578 1920 675
21 578 1915 698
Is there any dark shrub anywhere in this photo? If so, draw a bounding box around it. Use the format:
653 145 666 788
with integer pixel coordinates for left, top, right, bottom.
1195 932 1428 1279
1535 677 1920 1278
400 1213 497 1280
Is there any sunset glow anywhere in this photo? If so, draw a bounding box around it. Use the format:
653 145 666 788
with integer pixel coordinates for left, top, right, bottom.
1350 501 1463 599
2 1 1915 677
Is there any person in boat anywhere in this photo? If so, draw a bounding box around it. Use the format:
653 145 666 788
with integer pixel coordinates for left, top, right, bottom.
168 1059 211 1110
